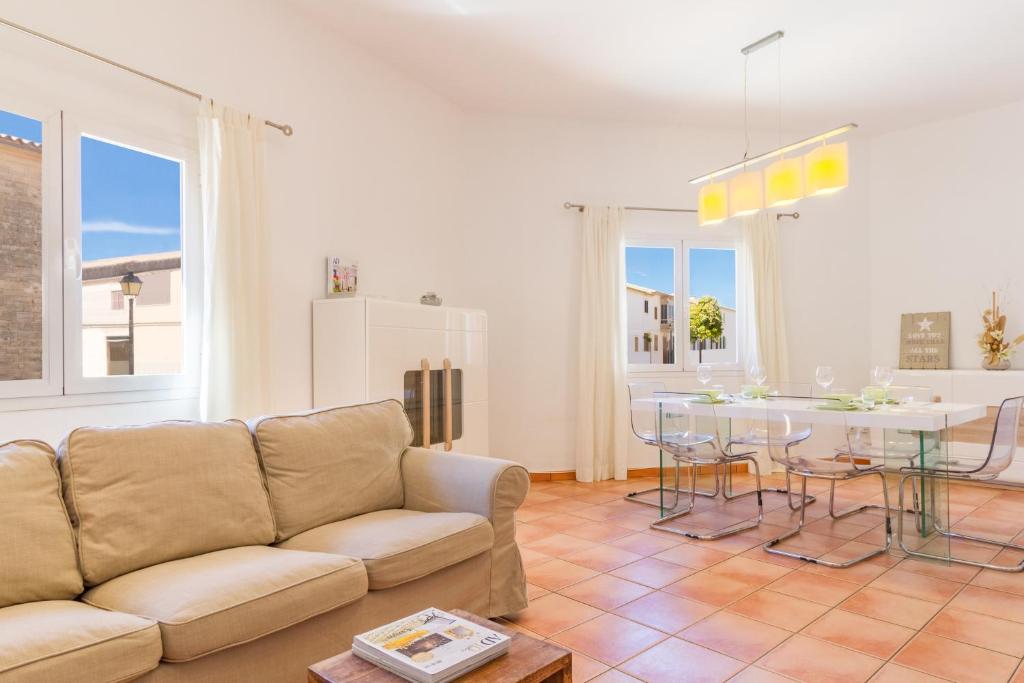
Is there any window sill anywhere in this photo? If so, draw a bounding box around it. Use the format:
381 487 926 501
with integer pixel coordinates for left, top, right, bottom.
0 386 199 414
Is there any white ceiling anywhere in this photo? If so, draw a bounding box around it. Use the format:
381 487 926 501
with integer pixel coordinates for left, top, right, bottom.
290 0 1024 135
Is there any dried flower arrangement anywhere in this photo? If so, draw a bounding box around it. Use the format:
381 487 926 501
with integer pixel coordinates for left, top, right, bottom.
979 291 1024 369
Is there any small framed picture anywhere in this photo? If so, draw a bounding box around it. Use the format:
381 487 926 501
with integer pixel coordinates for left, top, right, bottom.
327 257 358 297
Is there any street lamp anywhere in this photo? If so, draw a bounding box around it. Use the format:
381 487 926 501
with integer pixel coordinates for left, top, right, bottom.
119 272 143 375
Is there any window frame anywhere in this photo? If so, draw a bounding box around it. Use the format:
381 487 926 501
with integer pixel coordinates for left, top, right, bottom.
625 239 683 374
625 232 744 376
61 113 202 395
682 239 743 373
0 93 63 399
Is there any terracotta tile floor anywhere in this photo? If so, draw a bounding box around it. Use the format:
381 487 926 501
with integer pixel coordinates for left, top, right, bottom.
497 473 1024 682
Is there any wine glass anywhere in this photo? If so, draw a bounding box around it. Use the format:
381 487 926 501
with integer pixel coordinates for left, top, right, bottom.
697 363 712 387
749 362 768 387
815 366 834 395
872 365 894 401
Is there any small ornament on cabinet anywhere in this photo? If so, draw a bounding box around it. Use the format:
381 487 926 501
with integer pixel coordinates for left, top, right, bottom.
326 257 358 297
979 290 1024 370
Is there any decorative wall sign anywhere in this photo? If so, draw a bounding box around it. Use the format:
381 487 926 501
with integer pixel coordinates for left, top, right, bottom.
899 312 951 369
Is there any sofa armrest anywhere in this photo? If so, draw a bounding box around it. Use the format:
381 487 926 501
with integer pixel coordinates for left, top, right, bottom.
401 447 529 521
401 447 530 616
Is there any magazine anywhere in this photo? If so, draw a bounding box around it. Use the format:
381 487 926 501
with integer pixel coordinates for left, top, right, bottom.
326 256 358 297
352 608 510 683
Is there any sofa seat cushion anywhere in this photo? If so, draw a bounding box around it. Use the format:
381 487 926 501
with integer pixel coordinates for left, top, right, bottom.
0 600 161 683
82 546 367 662
277 509 494 590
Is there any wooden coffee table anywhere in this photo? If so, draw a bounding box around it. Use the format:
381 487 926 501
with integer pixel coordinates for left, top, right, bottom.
308 610 572 683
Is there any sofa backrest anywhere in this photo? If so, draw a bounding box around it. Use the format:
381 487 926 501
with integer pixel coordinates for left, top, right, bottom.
58 420 276 586
0 440 84 607
249 400 413 541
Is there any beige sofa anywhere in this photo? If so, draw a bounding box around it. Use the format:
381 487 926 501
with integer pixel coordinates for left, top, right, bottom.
0 400 529 683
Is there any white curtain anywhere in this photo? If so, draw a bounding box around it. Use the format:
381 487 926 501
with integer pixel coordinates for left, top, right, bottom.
197 99 270 421
574 206 629 482
738 211 790 382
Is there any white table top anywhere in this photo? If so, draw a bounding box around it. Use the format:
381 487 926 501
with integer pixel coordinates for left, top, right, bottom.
643 395 987 431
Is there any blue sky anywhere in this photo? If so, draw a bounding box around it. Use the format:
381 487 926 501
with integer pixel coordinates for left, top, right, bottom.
626 245 736 308
0 110 181 261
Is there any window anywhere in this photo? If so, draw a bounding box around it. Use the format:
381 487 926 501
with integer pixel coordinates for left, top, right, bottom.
687 246 738 367
625 239 741 372
625 246 677 368
78 136 183 379
0 98 199 400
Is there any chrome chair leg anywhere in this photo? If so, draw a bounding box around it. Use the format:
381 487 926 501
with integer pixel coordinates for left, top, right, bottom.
765 471 891 567
651 456 765 540
723 443 816 510
624 459 721 508
897 472 1024 572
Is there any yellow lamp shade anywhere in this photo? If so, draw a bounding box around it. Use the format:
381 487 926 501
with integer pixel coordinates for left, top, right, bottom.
728 169 764 217
697 181 728 226
764 157 804 207
804 141 849 196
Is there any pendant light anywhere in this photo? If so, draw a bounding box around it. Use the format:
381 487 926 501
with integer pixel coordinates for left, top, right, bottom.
729 169 763 216
804 141 849 196
688 30 856 218
698 181 729 226
764 157 803 206
763 40 804 207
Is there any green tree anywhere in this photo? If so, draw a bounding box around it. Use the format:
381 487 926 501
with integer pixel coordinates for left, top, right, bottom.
689 296 723 363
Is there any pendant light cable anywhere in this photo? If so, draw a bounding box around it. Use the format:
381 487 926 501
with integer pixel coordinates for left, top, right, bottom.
743 53 750 161
777 39 783 149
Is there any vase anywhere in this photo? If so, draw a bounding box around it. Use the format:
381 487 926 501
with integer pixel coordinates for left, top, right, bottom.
982 358 1011 370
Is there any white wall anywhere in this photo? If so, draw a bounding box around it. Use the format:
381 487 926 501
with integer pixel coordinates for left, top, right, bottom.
0 0 465 443
868 99 1024 371
454 115 870 472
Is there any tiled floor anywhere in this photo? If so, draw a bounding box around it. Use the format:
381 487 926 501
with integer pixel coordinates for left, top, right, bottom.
497 472 1024 683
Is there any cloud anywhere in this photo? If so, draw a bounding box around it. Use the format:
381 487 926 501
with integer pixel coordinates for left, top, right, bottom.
82 221 178 236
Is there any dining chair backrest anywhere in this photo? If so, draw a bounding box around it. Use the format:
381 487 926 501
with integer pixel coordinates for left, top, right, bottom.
976 396 1024 476
628 382 666 444
763 399 860 472
657 393 721 451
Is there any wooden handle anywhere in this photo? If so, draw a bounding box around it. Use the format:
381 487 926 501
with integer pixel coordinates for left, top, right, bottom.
421 358 431 447
443 358 453 451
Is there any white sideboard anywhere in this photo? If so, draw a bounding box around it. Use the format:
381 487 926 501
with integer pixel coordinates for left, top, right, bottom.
312 297 488 455
894 369 1024 483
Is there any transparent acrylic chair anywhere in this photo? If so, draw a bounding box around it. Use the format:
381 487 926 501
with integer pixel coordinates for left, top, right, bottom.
898 395 1024 571
762 399 893 566
727 381 817 511
651 395 766 539
831 385 937 522
625 382 720 509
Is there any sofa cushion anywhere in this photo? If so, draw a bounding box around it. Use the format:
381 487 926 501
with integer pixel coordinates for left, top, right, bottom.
0 600 161 683
58 420 276 585
249 400 413 541
277 509 493 590
0 440 83 608
83 545 367 662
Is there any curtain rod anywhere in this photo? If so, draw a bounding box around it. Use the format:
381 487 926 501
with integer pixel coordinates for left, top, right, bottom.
563 202 799 220
0 16 293 136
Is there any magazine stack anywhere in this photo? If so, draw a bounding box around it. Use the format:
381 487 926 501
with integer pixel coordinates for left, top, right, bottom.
352 608 510 683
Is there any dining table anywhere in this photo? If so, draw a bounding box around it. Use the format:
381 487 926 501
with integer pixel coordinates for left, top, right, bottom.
640 393 989 554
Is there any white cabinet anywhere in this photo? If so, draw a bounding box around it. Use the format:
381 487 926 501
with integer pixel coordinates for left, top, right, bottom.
313 297 488 455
